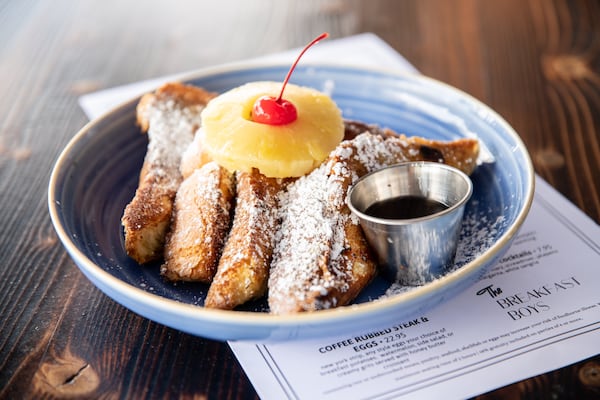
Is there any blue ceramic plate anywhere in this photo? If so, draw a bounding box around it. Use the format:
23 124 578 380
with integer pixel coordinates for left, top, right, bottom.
48 64 534 341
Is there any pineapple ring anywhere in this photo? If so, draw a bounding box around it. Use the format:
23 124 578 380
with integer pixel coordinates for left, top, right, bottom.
201 81 344 178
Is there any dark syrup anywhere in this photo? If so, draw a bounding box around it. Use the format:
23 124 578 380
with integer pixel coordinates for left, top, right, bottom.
365 195 449 219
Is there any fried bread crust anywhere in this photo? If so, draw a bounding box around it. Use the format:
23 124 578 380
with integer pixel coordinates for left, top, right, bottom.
267 143 375 314
121 83 216 264
205 169 285 309
160 162 235 282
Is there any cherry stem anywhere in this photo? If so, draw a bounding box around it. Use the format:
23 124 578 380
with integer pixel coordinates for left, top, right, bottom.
276 32 329 103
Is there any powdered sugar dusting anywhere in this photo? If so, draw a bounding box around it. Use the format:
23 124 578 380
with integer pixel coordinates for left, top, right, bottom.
217 172 280 273
453 206 507 268
143 99 204 192
381 201 508 298
204 170 284 309
268 132 426 313
269 162 335 312
160 162 234 282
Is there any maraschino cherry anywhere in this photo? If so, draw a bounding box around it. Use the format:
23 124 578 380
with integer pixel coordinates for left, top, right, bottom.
252 32 329 125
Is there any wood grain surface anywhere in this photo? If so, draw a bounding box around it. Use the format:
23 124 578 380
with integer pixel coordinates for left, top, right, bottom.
1 0 599 399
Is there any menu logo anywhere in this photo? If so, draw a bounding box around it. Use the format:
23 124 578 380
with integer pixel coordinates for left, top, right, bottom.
475 277 581 321
476 284 503 298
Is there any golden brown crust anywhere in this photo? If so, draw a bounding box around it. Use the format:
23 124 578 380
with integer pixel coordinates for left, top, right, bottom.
205 170 284 309
121 183 174 264
160 162 235 282
343 121 479 176
399 134 480 176
122 83 215 264
323 153 377 308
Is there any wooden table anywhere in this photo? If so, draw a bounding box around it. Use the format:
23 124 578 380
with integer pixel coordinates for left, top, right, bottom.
1 0 599 398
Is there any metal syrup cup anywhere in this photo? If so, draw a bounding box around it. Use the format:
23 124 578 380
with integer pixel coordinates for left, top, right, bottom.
348 162 473 286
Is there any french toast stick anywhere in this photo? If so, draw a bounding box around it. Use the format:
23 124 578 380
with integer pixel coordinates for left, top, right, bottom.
268 138 374 314
343 120 479 175
161 162 235 283
122 83 216 264
205 169 285 309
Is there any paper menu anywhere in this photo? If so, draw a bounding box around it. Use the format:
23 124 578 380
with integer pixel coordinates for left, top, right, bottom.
230 178 600 400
